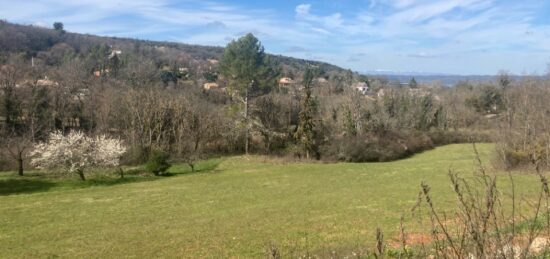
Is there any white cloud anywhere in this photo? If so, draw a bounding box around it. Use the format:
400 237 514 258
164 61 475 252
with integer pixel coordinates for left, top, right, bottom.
295 4 311 16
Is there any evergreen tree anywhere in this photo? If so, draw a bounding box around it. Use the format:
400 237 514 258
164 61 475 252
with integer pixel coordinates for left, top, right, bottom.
295 68 321 159
53 22 64 33
343 107 357 136
219 33 278 154
409 77 418 88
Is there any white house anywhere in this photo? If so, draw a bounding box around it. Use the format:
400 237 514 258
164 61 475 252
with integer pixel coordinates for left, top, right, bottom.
353 82 370 95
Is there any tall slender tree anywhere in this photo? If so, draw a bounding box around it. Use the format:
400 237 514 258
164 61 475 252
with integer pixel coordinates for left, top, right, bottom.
219 33 278 154
295 68 321 159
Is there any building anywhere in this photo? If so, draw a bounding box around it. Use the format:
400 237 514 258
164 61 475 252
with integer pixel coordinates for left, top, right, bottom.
203 82 220 90
108 49 122 59
207 59 219 65
377 88 386 98
353 82 370 95
315 77 328 84
278 77 294 88
36 76 59 87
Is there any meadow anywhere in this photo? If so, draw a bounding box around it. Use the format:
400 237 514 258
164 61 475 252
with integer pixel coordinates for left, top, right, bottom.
0 144 544 257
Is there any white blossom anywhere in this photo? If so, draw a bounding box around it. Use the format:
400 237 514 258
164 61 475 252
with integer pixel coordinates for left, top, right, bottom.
30 131 126 177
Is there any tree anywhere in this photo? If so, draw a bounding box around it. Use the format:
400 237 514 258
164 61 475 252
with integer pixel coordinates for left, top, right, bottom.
30 131 126 180
295 68 321 159
53 22 65 33
145 150 171 176
343 106 357 136
180 99 218 172
2 133 31 176
0 62 23 131
252 94 287 153
409 77 418 88
219 33 278 154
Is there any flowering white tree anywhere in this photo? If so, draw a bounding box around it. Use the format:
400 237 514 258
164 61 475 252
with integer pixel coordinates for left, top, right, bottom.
30 131 126 180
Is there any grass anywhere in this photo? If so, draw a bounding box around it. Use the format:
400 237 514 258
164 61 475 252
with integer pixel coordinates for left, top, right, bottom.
0 144 545 257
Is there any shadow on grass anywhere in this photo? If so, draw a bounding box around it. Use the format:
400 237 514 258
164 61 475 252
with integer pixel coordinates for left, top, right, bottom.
168 158 225 175
0 158 225 196
0 178 56 195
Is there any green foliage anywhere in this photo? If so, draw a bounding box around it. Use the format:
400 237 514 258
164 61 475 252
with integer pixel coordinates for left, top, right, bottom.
202 71 218 82
295 68 321 159
145 150 171 176
219 33 278 95
53 22 64 33
160 70 178 85
343 107 357 136
465 84 504 114
409 77 418 88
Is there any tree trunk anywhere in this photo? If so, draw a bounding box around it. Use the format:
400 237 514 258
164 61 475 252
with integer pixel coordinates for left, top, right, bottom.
77 169 86 181
17 156 23 176
188 163 195 172
244 87 250 155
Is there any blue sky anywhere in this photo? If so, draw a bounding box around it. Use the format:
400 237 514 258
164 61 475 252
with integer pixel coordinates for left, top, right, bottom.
1 0 550 75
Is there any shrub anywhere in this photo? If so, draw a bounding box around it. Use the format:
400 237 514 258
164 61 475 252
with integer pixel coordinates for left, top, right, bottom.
121 145 150 165
322 131 435 162
145 150 171 176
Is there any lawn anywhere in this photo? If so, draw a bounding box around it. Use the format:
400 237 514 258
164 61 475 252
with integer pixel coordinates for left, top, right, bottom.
0 144 544 257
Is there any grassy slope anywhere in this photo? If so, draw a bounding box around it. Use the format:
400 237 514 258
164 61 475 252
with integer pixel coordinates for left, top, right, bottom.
0 144 543 257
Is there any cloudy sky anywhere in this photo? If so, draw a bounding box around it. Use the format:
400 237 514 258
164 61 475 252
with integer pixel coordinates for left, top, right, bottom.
1 0 549 75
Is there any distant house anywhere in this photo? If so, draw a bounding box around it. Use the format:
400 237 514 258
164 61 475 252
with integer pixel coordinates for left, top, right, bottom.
315 77 328 84
93 69 110 77
377 88 386 98
278 77 294 88
62 117 81 128
408 88 429 97
207 59 219 65
36 76 59 87
108 49 122 59
353 82 370 95
203 82 220 90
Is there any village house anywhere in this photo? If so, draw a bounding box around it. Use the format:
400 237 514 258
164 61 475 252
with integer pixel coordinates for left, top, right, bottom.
203 82 220 91
353 82 370 95
108 49 122 59
377 88 386 98
315 77 328 84
207 59 219 65
36 76 59 87
93 69 110 77
278 77 294 88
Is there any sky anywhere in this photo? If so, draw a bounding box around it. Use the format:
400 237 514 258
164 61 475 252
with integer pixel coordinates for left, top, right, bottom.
1 0 550 75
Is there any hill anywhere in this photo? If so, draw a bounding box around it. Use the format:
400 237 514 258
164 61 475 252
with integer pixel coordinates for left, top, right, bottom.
0 20 347 76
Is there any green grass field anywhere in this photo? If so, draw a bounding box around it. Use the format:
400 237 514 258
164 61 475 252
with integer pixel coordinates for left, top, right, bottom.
0 144 544 257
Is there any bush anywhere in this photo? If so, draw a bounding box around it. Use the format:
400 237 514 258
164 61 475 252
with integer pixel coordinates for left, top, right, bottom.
145 150 171 176
121 145 151 165
428 129 493 145
322 131 435 162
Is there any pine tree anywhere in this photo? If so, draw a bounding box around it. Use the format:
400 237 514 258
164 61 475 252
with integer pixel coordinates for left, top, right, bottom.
343 107 357 136
219 33 278 154
295 68 321 159
409 77 418 88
